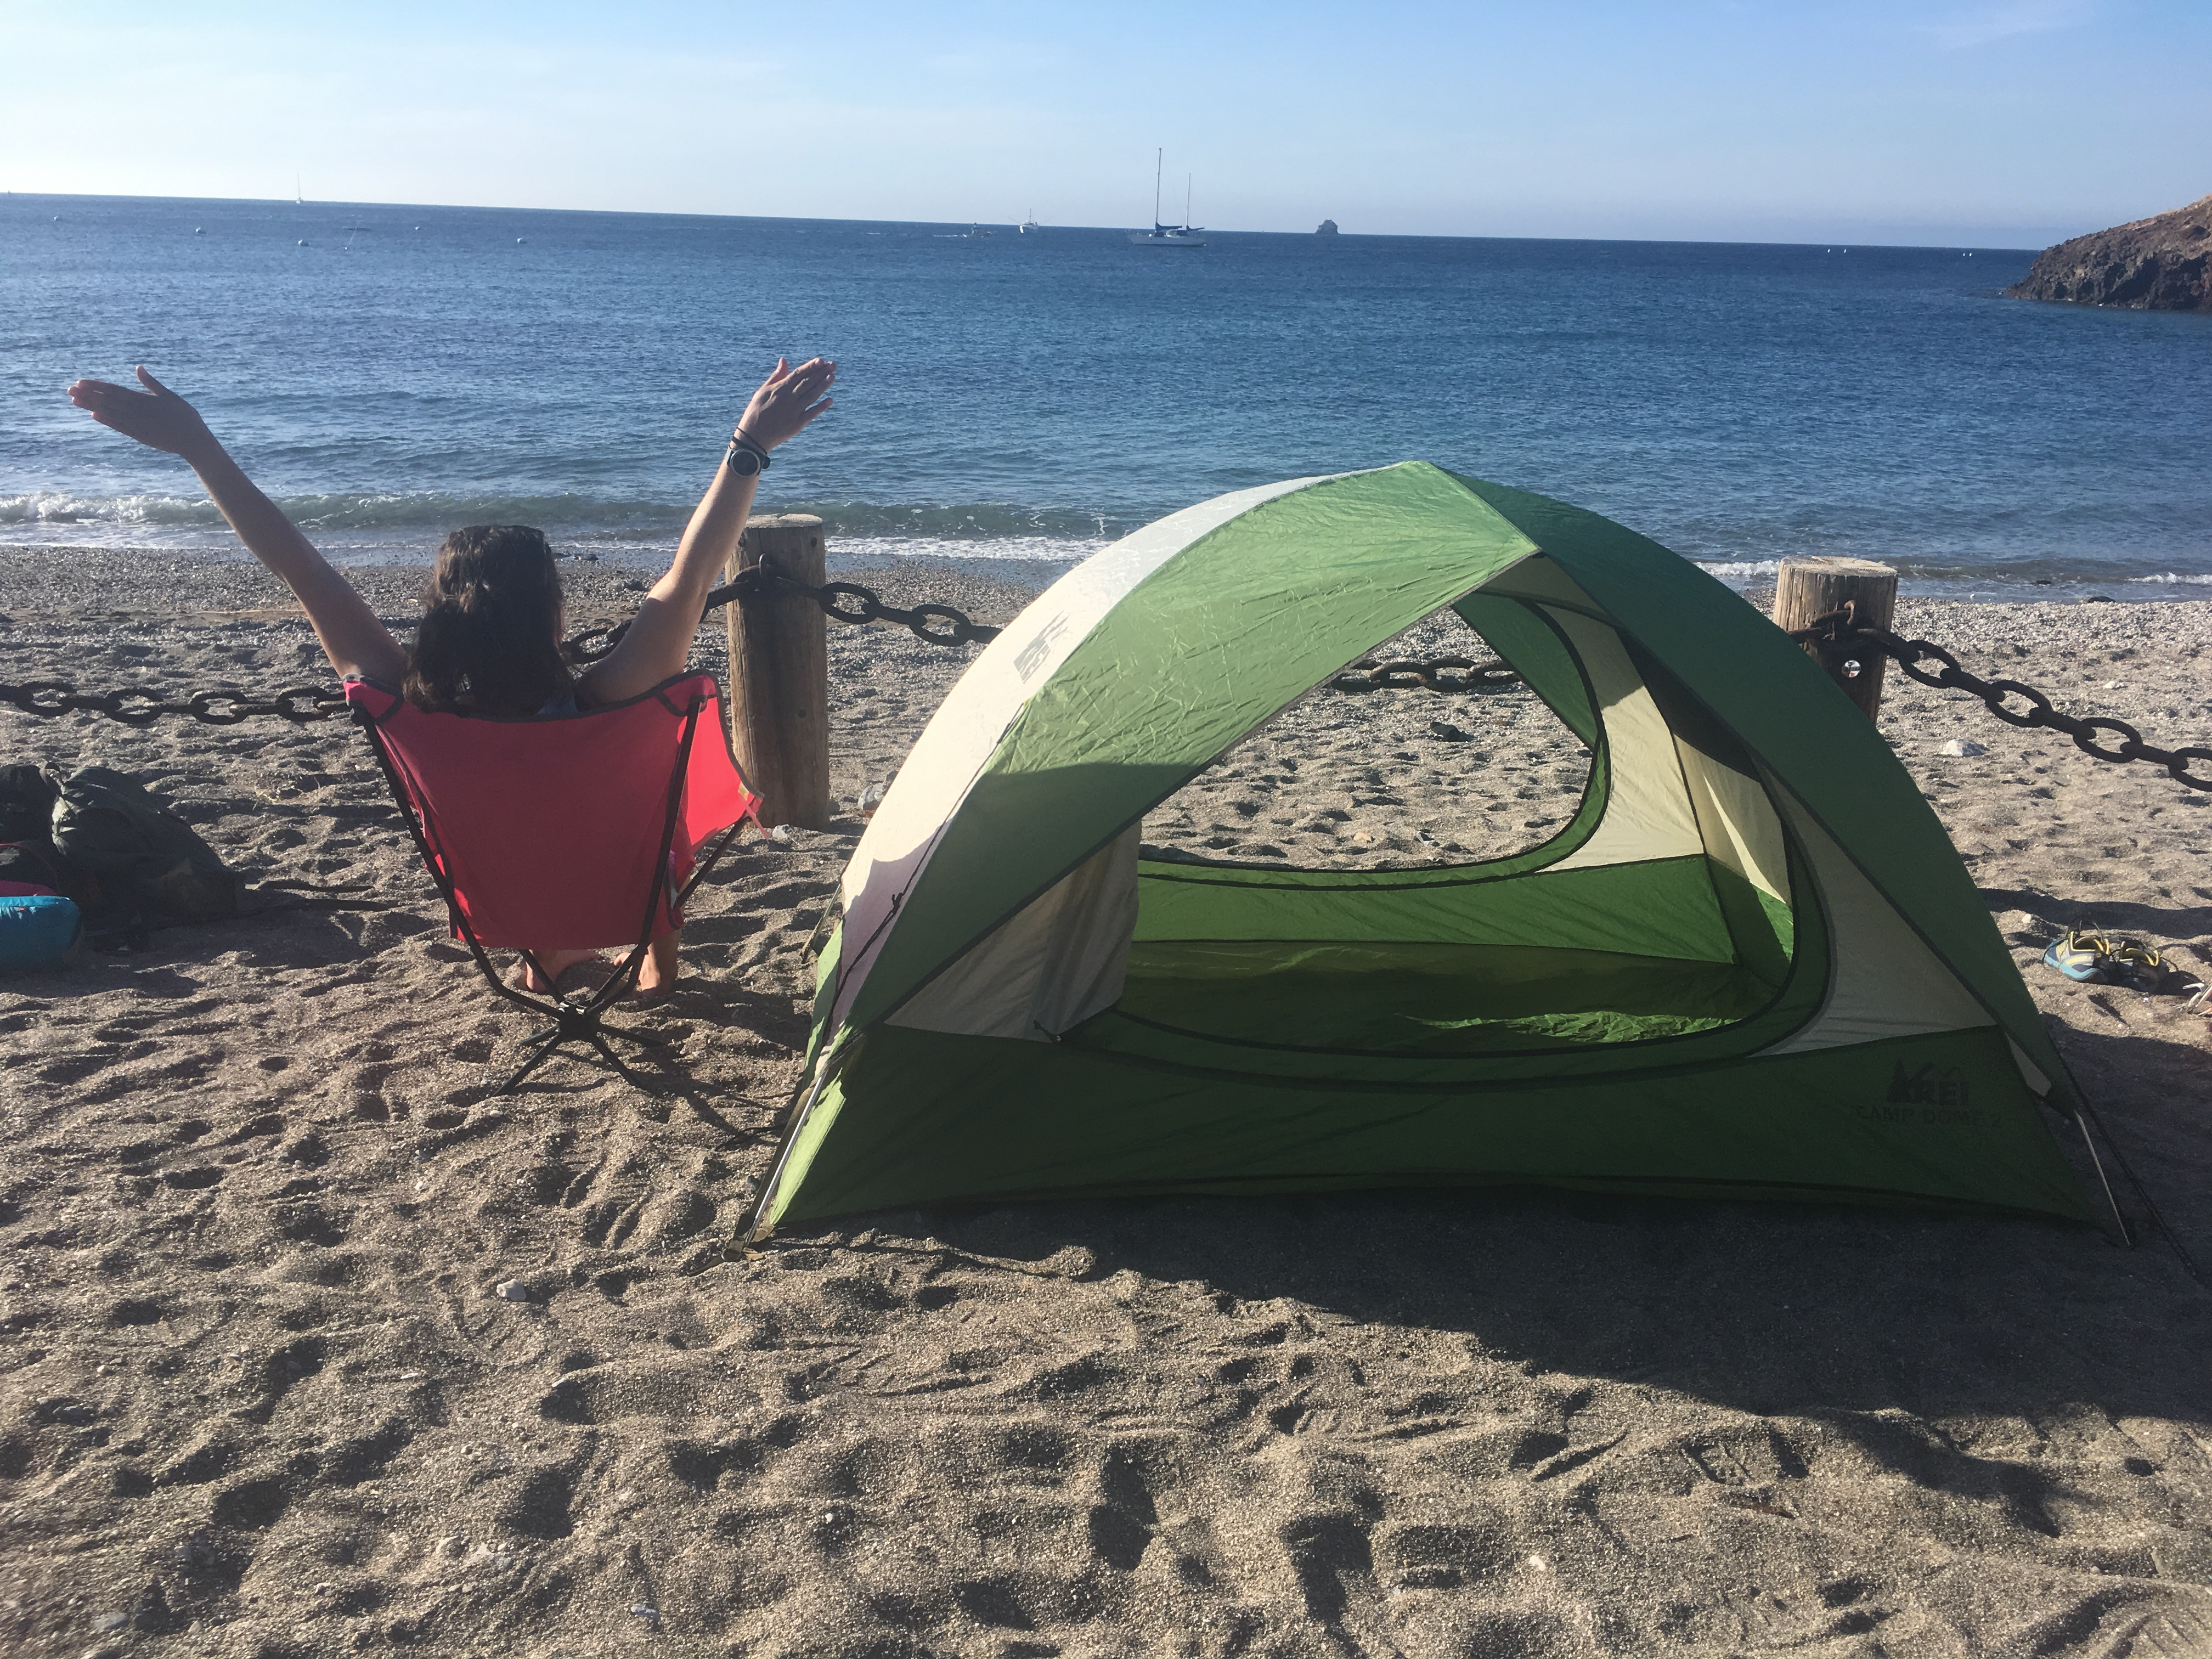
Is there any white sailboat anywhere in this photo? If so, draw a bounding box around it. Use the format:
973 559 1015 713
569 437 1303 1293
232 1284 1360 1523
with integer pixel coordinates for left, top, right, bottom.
1130 150 1205 247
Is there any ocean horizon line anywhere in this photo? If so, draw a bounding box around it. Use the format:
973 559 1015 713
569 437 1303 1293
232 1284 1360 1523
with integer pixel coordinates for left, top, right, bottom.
8 189 2051 255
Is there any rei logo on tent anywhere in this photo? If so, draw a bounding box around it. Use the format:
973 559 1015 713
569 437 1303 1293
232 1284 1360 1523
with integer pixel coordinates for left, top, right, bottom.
1886 1063 1973 1110
1015 614 1070 682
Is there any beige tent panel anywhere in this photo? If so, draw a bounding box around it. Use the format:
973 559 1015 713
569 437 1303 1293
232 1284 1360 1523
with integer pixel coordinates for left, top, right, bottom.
1763 788 1996 1055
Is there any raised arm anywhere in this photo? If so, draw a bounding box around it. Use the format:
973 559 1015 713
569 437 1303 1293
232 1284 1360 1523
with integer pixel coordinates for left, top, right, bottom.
578 356 837 707
66 368 407 685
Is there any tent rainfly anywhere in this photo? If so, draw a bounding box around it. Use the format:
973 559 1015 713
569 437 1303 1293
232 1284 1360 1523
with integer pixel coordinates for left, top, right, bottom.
743 464 2110 1236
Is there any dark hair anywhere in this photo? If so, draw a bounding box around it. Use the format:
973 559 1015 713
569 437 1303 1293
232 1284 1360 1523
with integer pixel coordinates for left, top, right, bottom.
403 525 573 716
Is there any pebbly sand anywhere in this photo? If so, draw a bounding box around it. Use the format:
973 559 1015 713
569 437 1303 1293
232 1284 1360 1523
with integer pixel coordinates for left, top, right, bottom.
2 545 2209 1658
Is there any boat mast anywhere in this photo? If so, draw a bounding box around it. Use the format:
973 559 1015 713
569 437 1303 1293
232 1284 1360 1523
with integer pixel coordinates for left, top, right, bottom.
1185 173 1193 229
1154 148 1163 228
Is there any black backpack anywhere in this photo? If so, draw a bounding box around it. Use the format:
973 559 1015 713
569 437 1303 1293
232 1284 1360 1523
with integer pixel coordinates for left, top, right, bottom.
0 766 92 905
0 765 57 845
50 767 238 926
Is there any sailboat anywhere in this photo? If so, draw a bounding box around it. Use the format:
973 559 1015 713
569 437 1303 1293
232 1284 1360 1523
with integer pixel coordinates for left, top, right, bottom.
1130 150 1205 247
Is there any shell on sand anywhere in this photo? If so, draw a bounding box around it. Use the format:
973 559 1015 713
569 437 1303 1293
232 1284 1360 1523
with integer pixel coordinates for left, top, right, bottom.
2 549 2209 1656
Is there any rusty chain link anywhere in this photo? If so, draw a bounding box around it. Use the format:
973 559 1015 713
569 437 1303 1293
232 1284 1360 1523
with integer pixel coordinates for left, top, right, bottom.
1789 606 2212 792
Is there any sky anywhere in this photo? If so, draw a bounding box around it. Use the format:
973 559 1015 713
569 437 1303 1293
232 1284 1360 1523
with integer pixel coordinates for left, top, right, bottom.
2 1 2204 246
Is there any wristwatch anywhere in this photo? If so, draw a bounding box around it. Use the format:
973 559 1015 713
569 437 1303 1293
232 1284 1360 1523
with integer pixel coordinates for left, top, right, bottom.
725 433 771 476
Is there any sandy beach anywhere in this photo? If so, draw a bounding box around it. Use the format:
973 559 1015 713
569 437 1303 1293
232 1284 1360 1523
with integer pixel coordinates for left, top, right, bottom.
2 547 2209 1658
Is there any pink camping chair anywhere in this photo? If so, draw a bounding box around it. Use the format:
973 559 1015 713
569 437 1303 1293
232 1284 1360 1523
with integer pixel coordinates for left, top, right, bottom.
346 673 759 1095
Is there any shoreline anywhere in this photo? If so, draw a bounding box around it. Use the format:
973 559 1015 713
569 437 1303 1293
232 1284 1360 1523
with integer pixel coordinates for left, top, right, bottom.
2 562 2208 1655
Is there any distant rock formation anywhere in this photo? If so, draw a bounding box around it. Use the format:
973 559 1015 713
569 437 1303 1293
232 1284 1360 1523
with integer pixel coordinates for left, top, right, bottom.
2006 195 2211 312
1316 219 1339 236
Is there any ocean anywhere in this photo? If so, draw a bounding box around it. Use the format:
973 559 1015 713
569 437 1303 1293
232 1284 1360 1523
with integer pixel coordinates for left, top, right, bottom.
5 193 2209 599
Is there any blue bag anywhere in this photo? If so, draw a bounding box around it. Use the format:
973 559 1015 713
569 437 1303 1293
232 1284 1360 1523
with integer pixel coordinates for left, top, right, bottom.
1 892 81 972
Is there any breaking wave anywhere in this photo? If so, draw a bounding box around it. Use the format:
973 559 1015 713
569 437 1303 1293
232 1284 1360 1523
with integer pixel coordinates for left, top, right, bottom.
0 490 1135 556
4 490 2207 596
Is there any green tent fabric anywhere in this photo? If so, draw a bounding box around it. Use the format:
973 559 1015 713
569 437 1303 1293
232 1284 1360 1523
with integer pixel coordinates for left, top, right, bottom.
744 464 2103 1235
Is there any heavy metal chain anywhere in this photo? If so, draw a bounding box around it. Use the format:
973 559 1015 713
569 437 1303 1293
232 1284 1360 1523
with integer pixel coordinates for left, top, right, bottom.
1 645 1522 725
0 681 350 726
1 568 1008 725
563 566 1002 663
1792 606 2212 792
1330 656 1521 693
11 584 2201 782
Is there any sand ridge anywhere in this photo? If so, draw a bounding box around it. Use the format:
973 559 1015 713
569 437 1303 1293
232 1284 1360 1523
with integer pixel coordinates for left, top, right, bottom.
2 550 2210 1657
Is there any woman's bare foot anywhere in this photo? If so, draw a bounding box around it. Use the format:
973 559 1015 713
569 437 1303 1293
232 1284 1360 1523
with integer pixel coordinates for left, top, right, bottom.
634 929 681 995
511 931 676 997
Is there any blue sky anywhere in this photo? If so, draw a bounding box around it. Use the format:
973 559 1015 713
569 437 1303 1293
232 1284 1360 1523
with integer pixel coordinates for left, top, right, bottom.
3 1 2203 245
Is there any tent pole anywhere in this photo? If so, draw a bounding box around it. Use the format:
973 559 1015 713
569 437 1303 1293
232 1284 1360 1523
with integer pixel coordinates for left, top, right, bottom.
2069 1107 2133 1246
2073 1101 2208 1286
730 1046 851 1250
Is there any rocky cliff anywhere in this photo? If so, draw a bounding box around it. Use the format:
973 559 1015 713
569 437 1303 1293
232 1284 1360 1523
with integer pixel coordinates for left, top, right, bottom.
2006 194 2211 311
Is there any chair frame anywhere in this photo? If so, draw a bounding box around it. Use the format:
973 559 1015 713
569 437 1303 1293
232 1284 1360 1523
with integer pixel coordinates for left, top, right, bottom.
354 679 747 1096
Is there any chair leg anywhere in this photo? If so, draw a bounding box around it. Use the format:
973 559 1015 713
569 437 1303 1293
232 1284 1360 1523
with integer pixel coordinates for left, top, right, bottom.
481 1012 672 1099
493 1025 569 1096
587 1030 657 1092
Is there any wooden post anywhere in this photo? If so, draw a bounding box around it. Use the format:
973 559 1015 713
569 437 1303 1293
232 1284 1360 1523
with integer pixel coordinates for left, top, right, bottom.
725 514 831 829
1774 556 1899 721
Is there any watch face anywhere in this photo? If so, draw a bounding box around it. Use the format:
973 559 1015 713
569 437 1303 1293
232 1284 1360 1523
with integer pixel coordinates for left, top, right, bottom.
727 444 763 476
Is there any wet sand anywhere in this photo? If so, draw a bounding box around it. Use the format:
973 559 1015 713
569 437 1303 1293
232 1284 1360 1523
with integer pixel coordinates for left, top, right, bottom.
2 547 2209 1657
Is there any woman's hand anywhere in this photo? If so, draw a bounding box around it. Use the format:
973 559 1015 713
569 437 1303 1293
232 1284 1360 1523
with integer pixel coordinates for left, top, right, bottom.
734 356 837 452
586 354 834 706
67 366 219 464
66 365 403 684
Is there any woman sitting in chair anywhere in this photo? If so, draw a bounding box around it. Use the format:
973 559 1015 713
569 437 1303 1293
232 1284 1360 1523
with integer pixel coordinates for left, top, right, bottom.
66 356 836 998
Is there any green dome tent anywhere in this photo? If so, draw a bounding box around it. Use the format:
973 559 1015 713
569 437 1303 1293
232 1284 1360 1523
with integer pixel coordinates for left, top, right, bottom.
743 463 2106 1236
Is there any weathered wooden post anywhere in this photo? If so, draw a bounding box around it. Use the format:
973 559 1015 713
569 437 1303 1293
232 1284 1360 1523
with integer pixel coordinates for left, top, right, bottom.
1774 556 1899 721
725 513 831 829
